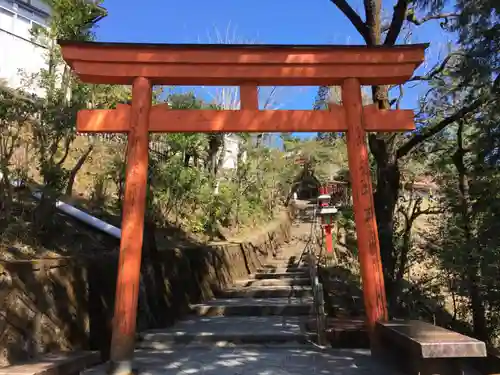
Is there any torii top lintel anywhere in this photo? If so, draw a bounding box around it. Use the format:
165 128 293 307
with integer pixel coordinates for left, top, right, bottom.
58 40 427 86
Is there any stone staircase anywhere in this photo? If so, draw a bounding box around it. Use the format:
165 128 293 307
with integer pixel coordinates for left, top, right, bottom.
114 252 399 375
137 254 317 349
77 225 401 374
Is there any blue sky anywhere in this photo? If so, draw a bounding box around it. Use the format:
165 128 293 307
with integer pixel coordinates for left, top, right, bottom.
95 0 455 139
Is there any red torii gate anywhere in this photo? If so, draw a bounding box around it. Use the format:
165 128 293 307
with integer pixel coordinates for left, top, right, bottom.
58 40 426 370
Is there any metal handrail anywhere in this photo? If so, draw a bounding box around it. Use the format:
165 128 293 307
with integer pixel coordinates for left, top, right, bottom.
297 202 327 346
306 216 327 346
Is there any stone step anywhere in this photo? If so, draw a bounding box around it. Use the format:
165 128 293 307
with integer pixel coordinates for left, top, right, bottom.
264 257 303 264
268 256 295 261
258 265 309 273
138 341 320 350
137 316 309 348
235 277 310 287
253 271 308 280
259 264 300 270
216 285 313 298
190 297 314 316
263 258 303 263
262 263 306 270
84 347 400 375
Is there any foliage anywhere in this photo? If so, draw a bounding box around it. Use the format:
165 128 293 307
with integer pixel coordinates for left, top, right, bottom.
2 0 499 353
324 0 499 345
282 134 349 183
1 6 331 253
0 85 36 224
138 92 326 238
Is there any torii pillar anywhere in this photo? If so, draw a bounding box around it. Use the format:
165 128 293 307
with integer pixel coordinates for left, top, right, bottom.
58 40 427 373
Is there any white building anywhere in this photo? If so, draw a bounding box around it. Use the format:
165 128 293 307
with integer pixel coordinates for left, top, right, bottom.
0 0 50 96
0 0 105 96
220 134 245 170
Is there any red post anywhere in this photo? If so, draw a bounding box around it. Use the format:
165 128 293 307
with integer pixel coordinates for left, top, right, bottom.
318 186 333 253
324 225 333 253
109 76 152 374
342 78 388 340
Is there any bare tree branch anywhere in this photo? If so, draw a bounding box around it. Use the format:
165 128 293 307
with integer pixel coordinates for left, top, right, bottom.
384 6 458 45
396 95 491 159
384 0 410 45
329 0 370 44
409 52 464 82
56 137 72 166
416 207 444 215
395 85 404 109
406 12 459 26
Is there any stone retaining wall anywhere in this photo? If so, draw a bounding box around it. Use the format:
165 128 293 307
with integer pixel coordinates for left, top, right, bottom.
0 209 295 367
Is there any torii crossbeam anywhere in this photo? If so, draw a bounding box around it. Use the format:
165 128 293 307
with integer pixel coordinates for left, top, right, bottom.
59 40 426 372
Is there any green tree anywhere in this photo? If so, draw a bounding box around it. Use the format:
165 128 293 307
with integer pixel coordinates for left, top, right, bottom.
325 0 499 305
21 0 126 238
0 84 36 223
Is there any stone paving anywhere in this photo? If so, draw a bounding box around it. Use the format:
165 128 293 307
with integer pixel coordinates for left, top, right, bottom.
138 316 308 348
84 347 400 375
82 216 402 375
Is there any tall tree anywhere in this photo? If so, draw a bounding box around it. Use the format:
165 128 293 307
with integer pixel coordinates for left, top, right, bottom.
325 0 498 304
26 0 110 237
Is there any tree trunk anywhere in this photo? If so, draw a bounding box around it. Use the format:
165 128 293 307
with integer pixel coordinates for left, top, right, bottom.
0 165 13 224
395 219 411 287
453 122 488 342
184 153 191 167
255 134 263 148
205 134 225 240
139 217 169 328
33 189 57 244
207 134 223 177
65 145 93 196
369 135 400 306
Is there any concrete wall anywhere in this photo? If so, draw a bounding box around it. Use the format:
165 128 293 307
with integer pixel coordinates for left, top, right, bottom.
0 209 295 367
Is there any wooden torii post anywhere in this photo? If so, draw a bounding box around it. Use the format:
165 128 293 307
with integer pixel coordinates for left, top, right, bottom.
58 41 426 372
